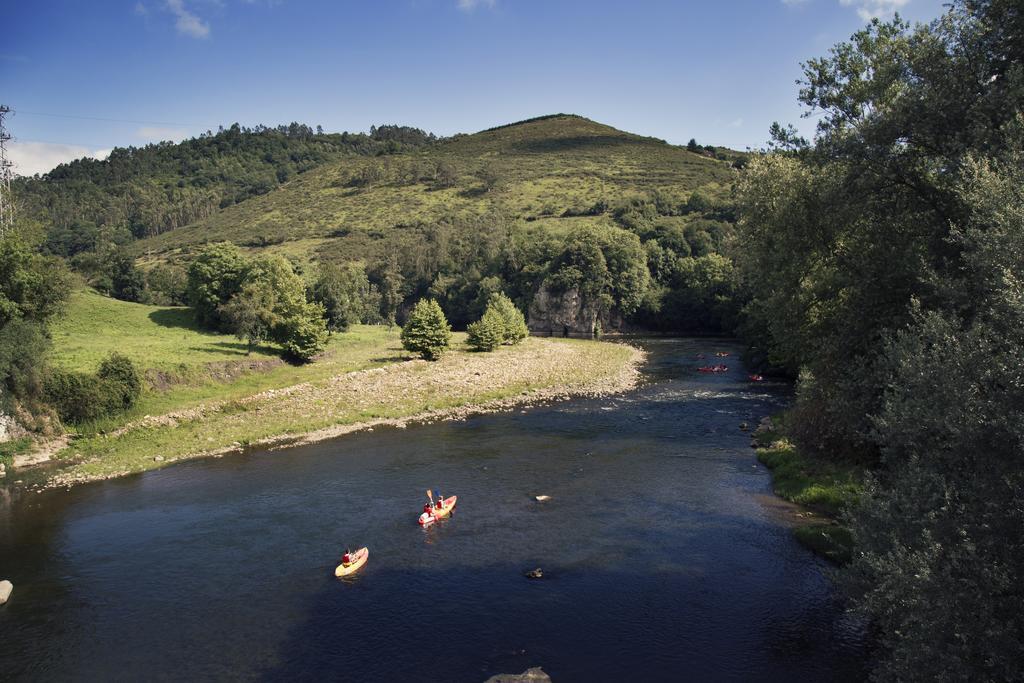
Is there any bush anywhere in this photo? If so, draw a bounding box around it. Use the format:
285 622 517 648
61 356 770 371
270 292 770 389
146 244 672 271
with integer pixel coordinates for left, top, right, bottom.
466 307 505 351
45 353 142 423
44 370 120 423
401 298 451 360
97 353 142 410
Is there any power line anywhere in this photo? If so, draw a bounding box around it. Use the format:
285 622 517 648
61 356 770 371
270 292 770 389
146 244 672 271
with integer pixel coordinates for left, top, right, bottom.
16 109 207 128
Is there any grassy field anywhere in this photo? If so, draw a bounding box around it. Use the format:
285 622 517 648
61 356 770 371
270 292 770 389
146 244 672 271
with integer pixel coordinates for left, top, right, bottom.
132 115 738 267
753 417 864 564
51 289 413 424
46 289 641 486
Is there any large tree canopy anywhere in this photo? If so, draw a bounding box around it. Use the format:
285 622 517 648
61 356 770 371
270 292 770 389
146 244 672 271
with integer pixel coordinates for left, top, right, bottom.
737 1 1024 678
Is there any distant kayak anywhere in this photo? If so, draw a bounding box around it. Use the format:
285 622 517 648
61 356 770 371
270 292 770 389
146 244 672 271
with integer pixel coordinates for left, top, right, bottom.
335 547 368 577
748 374 764 382
419 495 457 526
698 365 728 373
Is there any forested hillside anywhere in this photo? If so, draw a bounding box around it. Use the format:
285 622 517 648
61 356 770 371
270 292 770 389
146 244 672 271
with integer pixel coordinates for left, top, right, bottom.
16 114 744 332
15 122 437 252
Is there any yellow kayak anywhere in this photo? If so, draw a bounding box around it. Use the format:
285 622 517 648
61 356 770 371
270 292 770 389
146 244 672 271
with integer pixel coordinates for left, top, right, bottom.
335 547 369 577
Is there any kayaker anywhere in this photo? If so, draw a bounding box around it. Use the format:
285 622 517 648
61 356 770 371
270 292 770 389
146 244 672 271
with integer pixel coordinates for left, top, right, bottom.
423 501 433 514
436 496 444 510
341 551 351 566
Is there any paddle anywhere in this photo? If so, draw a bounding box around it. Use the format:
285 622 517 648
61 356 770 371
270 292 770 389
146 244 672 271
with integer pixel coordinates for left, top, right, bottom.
426 489 433 505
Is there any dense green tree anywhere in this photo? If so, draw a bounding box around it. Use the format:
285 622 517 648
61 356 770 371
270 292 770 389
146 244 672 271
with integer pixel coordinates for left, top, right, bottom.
186 242 249 330
545 226 650 317
145 263 188 305
311 261 379 332
487 292 528 344
276 301 329 362
219 279 278 354
221 254 328 361
0 236 73 326
737 2 1024 678
465 306 505 351
400 298 451 360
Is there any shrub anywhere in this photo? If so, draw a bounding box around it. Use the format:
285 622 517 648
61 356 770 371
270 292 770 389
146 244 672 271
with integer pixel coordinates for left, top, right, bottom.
401 298 451 360
44 370 120 423
466 307 505 351
45 353 142 423
97 353 142 409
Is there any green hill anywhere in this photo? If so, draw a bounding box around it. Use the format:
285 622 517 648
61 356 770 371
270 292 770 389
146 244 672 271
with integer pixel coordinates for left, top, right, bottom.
132 115 738 266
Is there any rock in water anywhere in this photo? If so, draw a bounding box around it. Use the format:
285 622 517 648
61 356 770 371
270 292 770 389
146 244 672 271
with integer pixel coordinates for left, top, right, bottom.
534 495 551 502
484 667 552 683
0 580 12 605
524 568 544 579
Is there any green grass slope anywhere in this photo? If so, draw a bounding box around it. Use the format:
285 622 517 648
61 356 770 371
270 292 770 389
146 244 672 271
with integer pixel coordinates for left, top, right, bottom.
133 115 738 265
51 288 406 420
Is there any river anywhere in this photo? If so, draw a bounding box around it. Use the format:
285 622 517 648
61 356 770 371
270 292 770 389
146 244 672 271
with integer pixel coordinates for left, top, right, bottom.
0 338 866 681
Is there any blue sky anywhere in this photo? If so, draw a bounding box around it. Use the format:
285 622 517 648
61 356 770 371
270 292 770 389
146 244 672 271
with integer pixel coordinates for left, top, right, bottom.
4 0 947 175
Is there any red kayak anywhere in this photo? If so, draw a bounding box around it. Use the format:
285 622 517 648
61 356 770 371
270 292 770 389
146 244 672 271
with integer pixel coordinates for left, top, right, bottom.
748 374 764 382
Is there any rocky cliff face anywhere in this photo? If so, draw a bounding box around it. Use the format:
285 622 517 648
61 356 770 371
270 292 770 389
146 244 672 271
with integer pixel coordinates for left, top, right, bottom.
527 285 600 337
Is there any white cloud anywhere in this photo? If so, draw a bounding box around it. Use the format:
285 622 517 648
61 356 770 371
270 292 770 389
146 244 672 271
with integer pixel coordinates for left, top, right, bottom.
457 0 496 11
839 0 910 21
136 126 189 141
166 0 210 38
7 141 111 177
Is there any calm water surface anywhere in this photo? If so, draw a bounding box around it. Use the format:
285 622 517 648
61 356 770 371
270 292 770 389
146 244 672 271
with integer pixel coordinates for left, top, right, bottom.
0 339 866 681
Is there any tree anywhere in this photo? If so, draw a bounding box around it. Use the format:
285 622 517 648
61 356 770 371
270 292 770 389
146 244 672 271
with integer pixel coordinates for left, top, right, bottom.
186 243 249 330
466 306 505 351
0 236 72 415
0 236 72 327
276 301 329 362
487 292 528 344
219 254 328 361
736 2 1024 678
219 279 277 354
400 298 451 360
311 261 379 332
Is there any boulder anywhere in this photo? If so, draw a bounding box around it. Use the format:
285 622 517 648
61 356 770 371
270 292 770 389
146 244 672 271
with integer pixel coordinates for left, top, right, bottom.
753 416 775 436
527 285 601 338
0 580 12 605
484 667 552 683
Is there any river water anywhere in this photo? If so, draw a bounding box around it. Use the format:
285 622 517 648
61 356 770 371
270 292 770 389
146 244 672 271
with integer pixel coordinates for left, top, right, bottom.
0 339 866 681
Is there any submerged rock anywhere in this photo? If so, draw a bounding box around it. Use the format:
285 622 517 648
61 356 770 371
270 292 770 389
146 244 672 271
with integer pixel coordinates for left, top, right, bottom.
484 668 552 683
